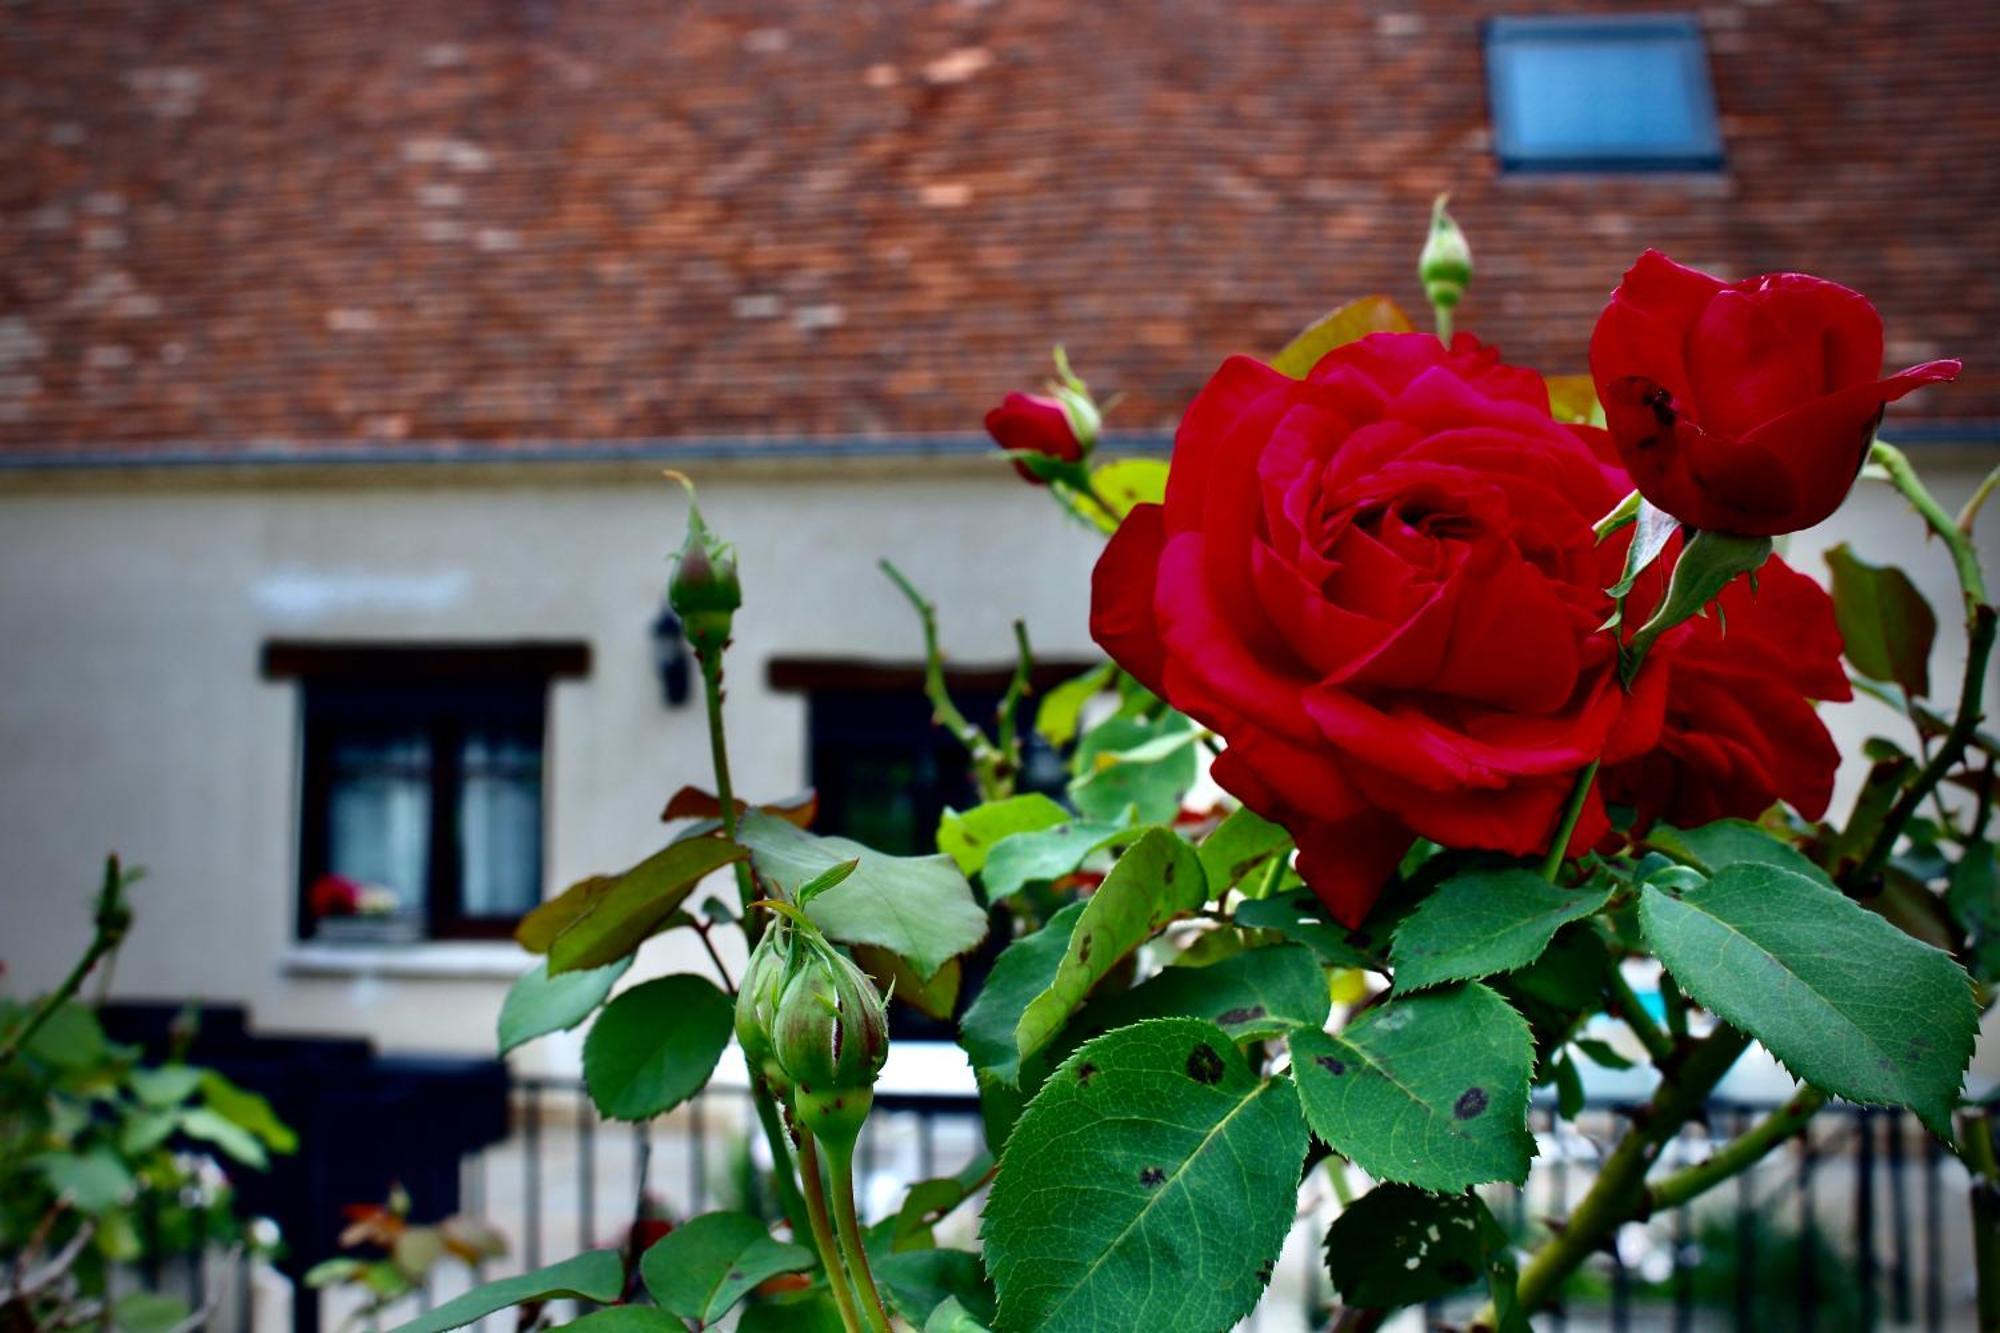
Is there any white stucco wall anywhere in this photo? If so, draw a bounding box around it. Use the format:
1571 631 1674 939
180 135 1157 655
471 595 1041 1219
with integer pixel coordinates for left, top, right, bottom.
0 448 1994 1072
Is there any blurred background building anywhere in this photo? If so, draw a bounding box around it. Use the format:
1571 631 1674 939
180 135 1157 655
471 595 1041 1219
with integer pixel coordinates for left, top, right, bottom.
1 0 1995 1057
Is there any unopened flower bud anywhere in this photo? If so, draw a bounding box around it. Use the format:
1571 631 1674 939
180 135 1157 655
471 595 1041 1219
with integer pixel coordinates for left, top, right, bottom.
1419 194 1473 312
735 925 792 1093
772 943 889 1149
666 478 742 652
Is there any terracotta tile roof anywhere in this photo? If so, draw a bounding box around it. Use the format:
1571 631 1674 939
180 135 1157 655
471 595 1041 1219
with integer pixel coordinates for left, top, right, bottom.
0 0 1994 456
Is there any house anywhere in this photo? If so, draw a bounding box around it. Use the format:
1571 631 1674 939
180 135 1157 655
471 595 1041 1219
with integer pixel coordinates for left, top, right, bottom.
1 0 1995 1075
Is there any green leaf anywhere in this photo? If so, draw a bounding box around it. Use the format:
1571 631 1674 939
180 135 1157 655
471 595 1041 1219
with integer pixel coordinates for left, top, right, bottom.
498 957 633 1055
1035 663 1114 750
1574 1037 1634 1071
981 822 1129 901
925 1297 993 1332
938 795 1072 877
37 1148 134 1210
737 1292 847 1333
560 1311 689 1333
1949 841 2000 983
1390 868 1612 992
1196 807 1293 896
583 975 734 1121
1607 498 1680 600
1640 864 1977 1136
180 1106 269 1169
544 833 750 974
982 1018 1307 1333
1650 820 1832 886
1292 983 1535 1192
23 1002 109 1071
1233 890 1377 970
857 946 962 1022
128 1064 202 1108
961 903 1085 1086
1064 943 1329 1048
1827 542 1937 697
737 811 987 980
640 1210 815 1324
1087 459 1170 530
1508 922 1611 1011
198 1069 298 1153
388 1251 627 1333
1554 1050 1585 1121
875 1249 996 1328
121 1107 179 1156
1272 294 1414 378
1014 829 1207 1061
1322 1185 1516 1314
112 1293 192 1333
1069 713 1200 825
1623 529 1773 677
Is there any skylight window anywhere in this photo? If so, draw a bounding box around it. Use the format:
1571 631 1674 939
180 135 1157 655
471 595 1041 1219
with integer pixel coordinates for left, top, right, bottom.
1485 15 1724 173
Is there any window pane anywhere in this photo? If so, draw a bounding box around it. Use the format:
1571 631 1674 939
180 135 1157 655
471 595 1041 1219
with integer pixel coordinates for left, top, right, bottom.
326 732 431 920
1487 17 1721 171
459 730 542 918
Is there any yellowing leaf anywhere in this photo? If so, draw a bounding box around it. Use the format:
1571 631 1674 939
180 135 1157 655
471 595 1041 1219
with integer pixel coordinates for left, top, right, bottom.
1272 295 1413 378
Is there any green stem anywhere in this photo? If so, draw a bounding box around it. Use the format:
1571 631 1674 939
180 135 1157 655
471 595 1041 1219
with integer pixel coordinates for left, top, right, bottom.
821 1136 895 1333
794 1130 865 1333
1658 970 1689 1043
752 1080 816 1263
696 647 762 926
1432 302 1454 347
1605 967 1675 1067
1646 1086 1826 1213
880 559 1016 801
1853 442 1996 889
1477 1025 1751 1324
0 858 133 1067
1540 761 1599 882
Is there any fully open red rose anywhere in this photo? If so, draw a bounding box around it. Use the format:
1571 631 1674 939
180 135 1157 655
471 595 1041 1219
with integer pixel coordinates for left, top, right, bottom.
1091 332 1666 925
984 391 1082 483
1590 250 1960 536
1602 546 1849 831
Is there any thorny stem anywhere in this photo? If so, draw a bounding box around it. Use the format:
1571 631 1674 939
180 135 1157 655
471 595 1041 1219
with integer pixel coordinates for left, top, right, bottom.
881 559 1029 802
749 1080 815 1272
1853 442 1995 889
794 1131 865 1333
691 921 736 995
1604 966 1675 1067
0 858 133 1068
1646 1086 1827 1213
1476 1024 1752 1324
821 1136 895 1333
696 647 762 928
1539 760 1599 882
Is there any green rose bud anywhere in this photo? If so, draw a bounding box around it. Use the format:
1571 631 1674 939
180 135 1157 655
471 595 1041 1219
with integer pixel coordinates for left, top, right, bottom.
1418 193 1473 312
735 924 793 1094
666 476 743 653
772 941 890 1150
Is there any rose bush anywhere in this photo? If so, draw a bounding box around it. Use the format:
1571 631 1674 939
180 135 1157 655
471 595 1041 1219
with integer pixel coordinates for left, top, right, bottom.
431 210 1992 1333
1590 250 1961 535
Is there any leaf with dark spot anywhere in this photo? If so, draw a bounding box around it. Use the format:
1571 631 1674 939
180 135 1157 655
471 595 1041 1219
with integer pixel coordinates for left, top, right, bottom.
1454 1087 1489 1120
1186 1043 1225 1085
1139 1167 1166 1188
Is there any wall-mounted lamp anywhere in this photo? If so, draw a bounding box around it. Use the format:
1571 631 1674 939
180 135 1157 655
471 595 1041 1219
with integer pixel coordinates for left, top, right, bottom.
650 603 692 708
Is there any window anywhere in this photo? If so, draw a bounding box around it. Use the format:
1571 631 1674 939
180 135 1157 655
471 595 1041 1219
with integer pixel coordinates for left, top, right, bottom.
803 688 1067 856
1485 15 1723 173
265 643 588 942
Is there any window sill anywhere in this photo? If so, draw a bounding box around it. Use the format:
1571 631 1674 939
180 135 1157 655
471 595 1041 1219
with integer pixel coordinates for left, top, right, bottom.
281 941 533 981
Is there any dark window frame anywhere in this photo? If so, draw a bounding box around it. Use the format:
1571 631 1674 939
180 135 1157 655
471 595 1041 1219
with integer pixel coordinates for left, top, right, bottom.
1484 13 1725 175
265 642 589 943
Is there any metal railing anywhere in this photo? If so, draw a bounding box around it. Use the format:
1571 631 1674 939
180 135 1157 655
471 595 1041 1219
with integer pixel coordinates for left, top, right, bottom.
330 1082 1977 1333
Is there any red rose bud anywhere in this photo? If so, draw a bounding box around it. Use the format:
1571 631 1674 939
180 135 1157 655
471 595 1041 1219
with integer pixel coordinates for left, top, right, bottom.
985 390 1086 484
1418 194 1472 312
1589 250 1960 536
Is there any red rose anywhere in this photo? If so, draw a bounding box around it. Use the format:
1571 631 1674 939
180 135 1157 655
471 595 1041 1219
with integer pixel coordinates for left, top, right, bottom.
1601 546 1849 831
1091 332 1666 925
309 873 361 919
984 391 1083 483
1589 250 1960 536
